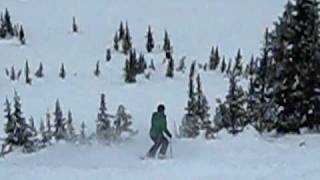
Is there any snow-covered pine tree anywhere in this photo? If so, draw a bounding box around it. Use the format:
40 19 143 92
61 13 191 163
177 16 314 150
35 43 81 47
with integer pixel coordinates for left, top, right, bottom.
35 62 44 78
137 53 146 74
38 119 46 147
5 67 9 77
94 61 101 77
248 28 275 133
122 22 132 54
23 116 38 153
17 69 22 80
113 105 137 140
53 99 66 140
209 47 214 70
38 116 52 148
166 57 174 78
176 56 186 73
124 49 137 83
233 49 243 76
5 9 14 36
3 9 14 37
118 21 125 40
45 111 53 143
106 48 111 62
65 110 76 142
214 72 247 135
59 63 66 79
96 94 114 143
10 66 16 81
79 121 87 144
266 0 320 133
163 30 172 53
1 91 38 155
113 31 119 51
220 56 226 73
179 61 200 138
195 74 214 138
72 16 78 33
146 25 154 53
226 58 232 75
18 25 25 45
248 55 256 77
1 97 13 155
25 60 32 85
209 46 220 70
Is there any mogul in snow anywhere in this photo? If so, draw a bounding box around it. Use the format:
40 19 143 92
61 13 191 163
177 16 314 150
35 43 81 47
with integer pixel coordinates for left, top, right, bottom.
147 104 172 159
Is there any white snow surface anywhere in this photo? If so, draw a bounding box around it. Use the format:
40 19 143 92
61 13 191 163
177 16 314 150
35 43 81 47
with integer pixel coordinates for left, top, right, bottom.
1 0 320 179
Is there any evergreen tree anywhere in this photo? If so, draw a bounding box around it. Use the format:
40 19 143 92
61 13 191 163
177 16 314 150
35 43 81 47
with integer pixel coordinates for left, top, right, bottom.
113 105 137 140
23 116 38 153
166 57 174 78
10 66 16 81
226 58 232 75
113 31 119 51
176 56 186 73
72 16 78 33
220 56 226 73
233 49 243 76
5 67 9 77
1 91 38 155
106 48 111 62
59 63 66 79
248 55 256 76
3 97 13 139
195 74 213 138
18 25 26 45
45 111 53 142
38 116 52 148
53 99 65 140
4 9 13 37
122 22 132 54
124 50 137 83
35 62 44 78
266 0 320 133
38 119 46 147
209 46 220 70
214 73 247 135
146 25 154 53
248 29 274 132
96 94 114 143
94 61 101 77
118 21 125 40
79 121 87 144
137 53 146 74
25 60 32 85
17 69 22 80
65 110 76 142
0 13 5 38
179 62 200 138
163 30 172 53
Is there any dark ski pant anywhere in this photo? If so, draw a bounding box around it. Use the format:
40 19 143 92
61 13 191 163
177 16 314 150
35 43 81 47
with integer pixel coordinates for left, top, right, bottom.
147 135 169 157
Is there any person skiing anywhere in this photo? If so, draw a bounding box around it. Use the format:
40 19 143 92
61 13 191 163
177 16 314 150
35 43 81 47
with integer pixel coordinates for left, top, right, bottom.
147 104 172 159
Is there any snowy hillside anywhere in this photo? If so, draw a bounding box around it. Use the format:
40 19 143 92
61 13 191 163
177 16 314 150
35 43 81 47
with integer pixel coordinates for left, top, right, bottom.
2 0 320 180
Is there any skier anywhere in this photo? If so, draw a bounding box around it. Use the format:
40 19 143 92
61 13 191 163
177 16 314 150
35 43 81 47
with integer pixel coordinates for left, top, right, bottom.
147 104 172 159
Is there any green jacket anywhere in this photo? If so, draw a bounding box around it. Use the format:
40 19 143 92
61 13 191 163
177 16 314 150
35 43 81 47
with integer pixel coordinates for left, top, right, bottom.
149 112 171 139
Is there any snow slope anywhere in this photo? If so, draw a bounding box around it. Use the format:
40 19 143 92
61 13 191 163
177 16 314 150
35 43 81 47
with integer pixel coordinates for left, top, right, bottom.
2 0 319 180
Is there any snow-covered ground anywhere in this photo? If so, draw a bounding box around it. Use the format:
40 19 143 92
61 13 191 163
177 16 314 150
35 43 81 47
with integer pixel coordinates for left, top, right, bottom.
2 0 320 179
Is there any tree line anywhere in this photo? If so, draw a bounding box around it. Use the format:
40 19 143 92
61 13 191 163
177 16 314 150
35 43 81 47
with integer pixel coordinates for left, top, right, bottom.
1 92 137 156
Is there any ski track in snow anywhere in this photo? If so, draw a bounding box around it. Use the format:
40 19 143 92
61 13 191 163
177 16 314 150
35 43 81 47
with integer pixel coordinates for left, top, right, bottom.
2 0 320 179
